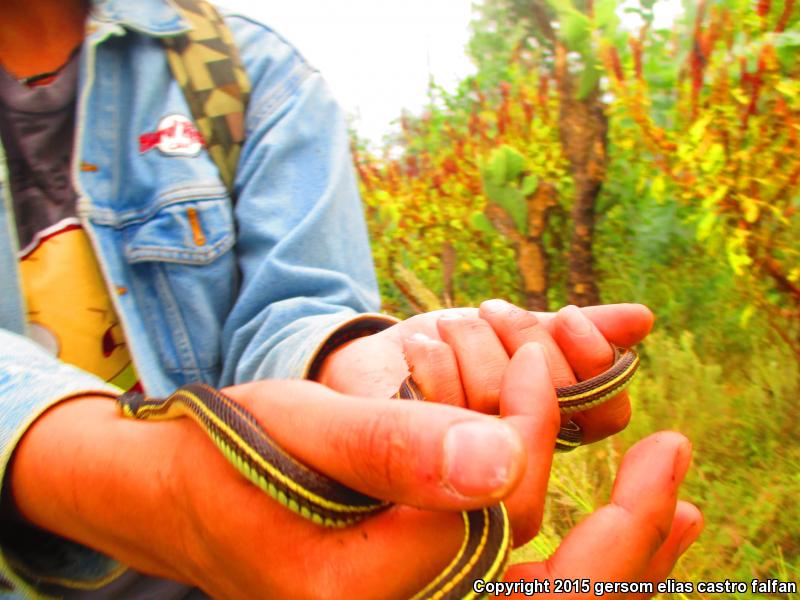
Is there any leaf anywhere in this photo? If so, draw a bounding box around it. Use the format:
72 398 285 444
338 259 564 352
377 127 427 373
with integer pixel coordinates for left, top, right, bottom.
470 211 496 235
697 212 717 241
689 116 711 144
377 202 400 226
502 146 526 181
739 305 755 329
740 196 760 223
521 174 539 196
771 31 800 48
651 174 666 202
702 185 729 209
726 235 753 276
775 80 799 98
469 257 489 271
577 59 601 99
731 87 750 105
486 151 506 186
700 143 726 174
561 10 592 51
547 0 592 51
594 0 620 34
448 218 464 231
487 145 527 184
776 45 798 71
482 179 528 235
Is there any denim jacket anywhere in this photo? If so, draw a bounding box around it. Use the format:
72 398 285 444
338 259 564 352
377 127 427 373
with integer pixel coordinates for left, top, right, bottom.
0 0 386 595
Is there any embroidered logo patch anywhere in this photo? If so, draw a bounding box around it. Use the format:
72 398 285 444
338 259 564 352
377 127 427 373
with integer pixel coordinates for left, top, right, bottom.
139 114 205 157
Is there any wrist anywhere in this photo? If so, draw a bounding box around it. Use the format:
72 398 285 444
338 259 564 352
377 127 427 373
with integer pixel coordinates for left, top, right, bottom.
7 396 197 583
306 314 400 388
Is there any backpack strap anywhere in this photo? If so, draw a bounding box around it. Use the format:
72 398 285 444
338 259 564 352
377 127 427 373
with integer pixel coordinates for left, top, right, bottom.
162 0 252 196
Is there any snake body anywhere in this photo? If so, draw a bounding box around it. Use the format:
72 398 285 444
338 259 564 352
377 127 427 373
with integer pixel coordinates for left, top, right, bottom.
118 346 638 599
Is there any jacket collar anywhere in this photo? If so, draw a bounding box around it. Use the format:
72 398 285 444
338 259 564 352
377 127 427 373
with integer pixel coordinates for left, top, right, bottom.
89 0 189 37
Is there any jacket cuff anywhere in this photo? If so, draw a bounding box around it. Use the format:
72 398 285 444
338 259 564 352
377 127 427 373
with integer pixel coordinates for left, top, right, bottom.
303 313 400 381
0 330 125 596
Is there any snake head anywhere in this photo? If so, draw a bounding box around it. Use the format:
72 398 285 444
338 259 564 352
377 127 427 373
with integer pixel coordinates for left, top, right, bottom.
116 391 148 418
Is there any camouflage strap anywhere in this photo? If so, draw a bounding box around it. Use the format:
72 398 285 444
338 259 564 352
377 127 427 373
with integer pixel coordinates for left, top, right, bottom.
163 0 251 196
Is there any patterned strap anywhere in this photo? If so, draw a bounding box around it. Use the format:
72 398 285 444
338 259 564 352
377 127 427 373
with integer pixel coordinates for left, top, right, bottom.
163 0 252 196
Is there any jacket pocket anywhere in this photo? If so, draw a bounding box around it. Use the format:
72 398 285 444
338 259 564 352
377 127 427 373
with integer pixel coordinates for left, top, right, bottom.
123 197 235 265
120 196 238 377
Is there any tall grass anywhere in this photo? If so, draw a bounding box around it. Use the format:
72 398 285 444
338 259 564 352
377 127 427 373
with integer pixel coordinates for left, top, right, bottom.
511 331 800 599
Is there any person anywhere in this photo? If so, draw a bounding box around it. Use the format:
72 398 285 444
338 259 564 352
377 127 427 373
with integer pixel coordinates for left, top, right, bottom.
0 0 702 598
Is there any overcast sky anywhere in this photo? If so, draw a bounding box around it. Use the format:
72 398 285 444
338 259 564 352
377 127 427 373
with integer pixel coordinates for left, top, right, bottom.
217 1 682 145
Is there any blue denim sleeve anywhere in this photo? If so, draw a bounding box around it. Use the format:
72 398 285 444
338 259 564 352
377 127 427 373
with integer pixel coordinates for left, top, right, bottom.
219 16 387 385
0 330 125 597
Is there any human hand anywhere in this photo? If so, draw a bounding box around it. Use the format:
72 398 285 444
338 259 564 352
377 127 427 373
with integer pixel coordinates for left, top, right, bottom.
184 342 699 597
500 430 703 599
163 342 700 598
318 300 654 444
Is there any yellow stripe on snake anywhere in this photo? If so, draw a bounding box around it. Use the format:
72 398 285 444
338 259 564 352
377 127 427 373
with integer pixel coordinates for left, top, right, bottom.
117 347 639 599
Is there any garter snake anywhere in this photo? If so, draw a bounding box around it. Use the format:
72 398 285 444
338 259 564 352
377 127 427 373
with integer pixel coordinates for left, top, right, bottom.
117 346 638 599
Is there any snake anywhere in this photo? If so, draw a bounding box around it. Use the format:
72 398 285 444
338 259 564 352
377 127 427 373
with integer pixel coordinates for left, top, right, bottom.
117 346 639 599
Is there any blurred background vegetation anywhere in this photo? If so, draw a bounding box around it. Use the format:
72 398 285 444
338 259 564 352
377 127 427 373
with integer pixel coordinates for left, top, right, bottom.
352 0 799 596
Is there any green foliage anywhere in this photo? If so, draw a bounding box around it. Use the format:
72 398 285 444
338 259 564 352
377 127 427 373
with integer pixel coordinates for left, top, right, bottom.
353 0 800 587
481 145 532 234
603 0 800 355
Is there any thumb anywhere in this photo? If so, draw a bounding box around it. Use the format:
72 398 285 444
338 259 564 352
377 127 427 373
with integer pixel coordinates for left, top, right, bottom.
223 380 526 511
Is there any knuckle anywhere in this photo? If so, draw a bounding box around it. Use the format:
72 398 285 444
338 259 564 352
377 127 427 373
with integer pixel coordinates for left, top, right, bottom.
460 317 494 336
424 341 456 370
463 357 504 413
498 306 542 338
611 504 670 553
601 397 632 433
509 307 540 329
439 316 490 340
585 345 616 374
578 397 632 441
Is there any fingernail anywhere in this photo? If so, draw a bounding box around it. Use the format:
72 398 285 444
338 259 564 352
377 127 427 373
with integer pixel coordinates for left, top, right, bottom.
408 332 432 343
673 439 692 483
481 299 508 313
678 520 701 554
438 312 465 321
560 305 591 336
442 421 521 498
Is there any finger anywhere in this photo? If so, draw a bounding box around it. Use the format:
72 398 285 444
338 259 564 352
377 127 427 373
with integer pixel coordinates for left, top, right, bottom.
498 343 561 544
504 432 692 591
436 314 511 413
415 303 655 349
553 305 631 442
634 501 703 597
223 380 526 510
401 333 466 407
478 300 576 388
532 303 655 348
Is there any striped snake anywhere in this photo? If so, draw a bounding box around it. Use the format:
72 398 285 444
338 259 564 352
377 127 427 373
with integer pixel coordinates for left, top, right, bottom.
118 346 639 599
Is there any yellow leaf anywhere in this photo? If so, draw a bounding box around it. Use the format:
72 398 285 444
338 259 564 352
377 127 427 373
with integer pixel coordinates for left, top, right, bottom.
651 175 666 202
739 305 755 328
697 212 717 241
703 185 729 209
741 197 760 223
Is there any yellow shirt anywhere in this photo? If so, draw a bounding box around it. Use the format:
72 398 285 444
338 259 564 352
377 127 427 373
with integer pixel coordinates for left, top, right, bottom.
20 223 138 391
